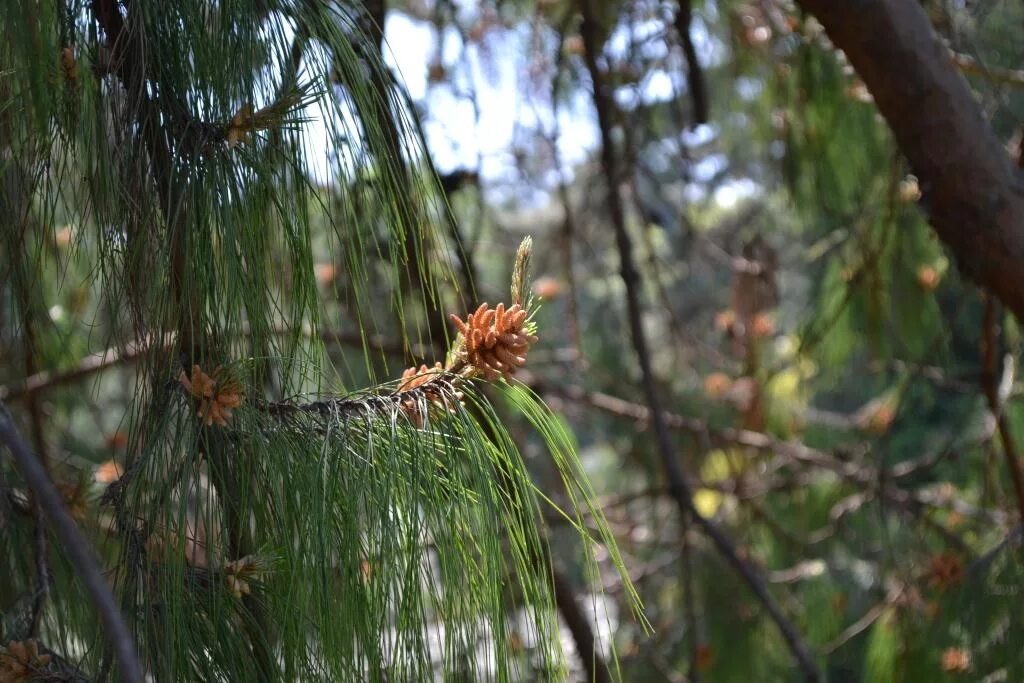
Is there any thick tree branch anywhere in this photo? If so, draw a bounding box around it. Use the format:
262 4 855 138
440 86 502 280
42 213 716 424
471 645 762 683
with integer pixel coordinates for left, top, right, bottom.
795 0 1024 320
0 403 143 683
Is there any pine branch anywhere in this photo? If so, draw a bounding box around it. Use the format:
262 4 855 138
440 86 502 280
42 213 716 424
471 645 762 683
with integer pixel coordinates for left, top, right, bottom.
259 371 465 423
0 402 143 683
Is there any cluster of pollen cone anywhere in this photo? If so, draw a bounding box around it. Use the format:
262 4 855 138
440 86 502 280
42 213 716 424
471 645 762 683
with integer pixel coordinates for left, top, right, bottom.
179 365 245 427
395 302 538 426
450 302 537 380
396 362 456 427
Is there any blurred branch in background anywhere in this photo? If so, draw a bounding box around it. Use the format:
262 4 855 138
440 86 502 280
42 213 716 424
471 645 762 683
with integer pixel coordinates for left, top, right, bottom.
0 404 143 682
578 0 821 677
671 0 708 126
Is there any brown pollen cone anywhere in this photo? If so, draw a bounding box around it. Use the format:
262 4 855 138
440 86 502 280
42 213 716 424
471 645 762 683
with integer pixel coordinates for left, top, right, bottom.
0 639 51 679
397 362 444 393
179 364 245 427
395 362 461 426
449 303 538 380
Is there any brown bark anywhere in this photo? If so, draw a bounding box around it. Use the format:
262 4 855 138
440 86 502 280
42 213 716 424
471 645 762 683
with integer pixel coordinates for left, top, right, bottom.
0 404 144 683
673 0 708 126
796 0 1024 319
550 568 612 683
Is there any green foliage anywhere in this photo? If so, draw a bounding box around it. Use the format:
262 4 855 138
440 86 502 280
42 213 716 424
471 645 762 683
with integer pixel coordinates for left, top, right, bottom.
5 0 1024 680
0 1 632 680
106 382 575 680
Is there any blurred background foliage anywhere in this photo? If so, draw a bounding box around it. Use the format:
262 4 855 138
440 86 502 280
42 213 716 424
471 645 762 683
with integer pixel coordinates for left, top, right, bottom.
3 0 1024 680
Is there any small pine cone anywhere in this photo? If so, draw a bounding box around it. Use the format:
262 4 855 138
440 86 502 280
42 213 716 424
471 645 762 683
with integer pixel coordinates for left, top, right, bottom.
450 303 538 380
397 363 443 392
0 639 51 679
205 382 244 427
396 363 462 426
224 555 261 598
60 47 77 85
226 575 250 599
180 364 216 399
180 365 245 427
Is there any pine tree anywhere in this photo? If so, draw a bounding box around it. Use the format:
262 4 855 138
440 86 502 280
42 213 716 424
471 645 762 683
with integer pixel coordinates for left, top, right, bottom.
0 2 635 680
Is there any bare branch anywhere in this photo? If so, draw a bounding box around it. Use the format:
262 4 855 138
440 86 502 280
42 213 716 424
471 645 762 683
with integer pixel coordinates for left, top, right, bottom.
951 51 1024 89
0 330 419 404
0 402 143 683
980 296 1024 522
0 338 158 403
672 0 708 126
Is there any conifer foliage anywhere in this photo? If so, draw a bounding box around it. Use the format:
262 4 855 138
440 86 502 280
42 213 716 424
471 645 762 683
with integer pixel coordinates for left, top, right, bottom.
0 2 632 680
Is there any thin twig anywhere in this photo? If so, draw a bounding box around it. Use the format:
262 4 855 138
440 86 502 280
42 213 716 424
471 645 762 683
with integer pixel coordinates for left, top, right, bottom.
968 523 1023 578
980 296 1024 523
0 329 418 404
950 50 1024 88
672 0 708 125
577 3 821 679
0 402 143 683
0 337 159 402
544 381 1003 525
822 586 903 654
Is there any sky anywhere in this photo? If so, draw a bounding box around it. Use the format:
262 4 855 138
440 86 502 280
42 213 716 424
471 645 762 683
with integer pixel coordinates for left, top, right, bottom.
303 6 755 210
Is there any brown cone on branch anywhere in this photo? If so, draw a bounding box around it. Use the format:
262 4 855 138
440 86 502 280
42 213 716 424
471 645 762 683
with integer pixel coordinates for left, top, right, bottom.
392 238 538 424
179 364 245 427
449 302 538 380
0 639 52 679
395 362 462 427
